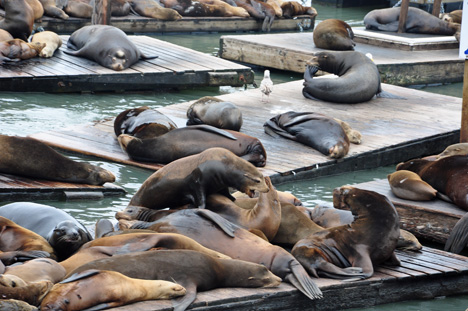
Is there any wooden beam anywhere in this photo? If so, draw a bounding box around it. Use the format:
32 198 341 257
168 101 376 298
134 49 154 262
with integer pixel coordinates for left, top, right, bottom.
461 59 468 142
92 0 111 25
432 0 442 17
397 0 410 33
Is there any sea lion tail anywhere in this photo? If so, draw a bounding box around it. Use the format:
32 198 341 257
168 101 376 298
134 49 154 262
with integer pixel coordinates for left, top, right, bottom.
445 212 468 254
140 53 159 60
172 283 197 311
285 260 323 300
376 90 406 100
60 269 101 284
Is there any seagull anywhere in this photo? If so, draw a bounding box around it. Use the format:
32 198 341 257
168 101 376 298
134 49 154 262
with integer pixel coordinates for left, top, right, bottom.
260 69 273 103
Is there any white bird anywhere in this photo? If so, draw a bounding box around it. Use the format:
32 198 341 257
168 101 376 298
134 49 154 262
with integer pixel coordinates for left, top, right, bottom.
260 70 273 103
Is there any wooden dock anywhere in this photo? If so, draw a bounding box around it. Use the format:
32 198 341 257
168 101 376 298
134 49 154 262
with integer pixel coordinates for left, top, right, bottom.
0 173 126 201
219 31 463 86
90 247 468 310
353 179 466 245
29 79 462 184
0 35 254 93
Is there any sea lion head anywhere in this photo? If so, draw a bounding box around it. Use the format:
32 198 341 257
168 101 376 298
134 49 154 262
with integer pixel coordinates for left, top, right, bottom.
103 48 133 71
242 141 267 167
220 258 282 288
115 205 148 221
85 164 116 185
30 41 46 53
49 221 91 260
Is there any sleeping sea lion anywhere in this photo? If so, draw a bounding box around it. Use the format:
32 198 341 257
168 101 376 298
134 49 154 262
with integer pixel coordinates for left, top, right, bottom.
25 0 44 20
1 258 66 287
131 0 182 20
65 25 158 71
0 282 53 306
39 0 69 19
41 270 186 311
118 124 267 167
440 9 462 24
313 19 355 51
436 142 468 159
264 111 350 158
280 1 317 18
231 0 275 32
129 148 268 210
186 96 243 131
31 31 62 58
292 186 400 280
199 0 250 17
387 170 437 201
0 202 93 261
67 249 282 311
333 118 362 144
0 39 45 63
445 212 468 254
63 0 93 18
0 0 35 41
0 135 115 185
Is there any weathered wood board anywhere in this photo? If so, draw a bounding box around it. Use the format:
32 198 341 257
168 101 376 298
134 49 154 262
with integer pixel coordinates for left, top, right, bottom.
0 35 254 93
219 32 463 85
0 173 126 201
30 80 462 184
89 247 468 311
353 178 465 244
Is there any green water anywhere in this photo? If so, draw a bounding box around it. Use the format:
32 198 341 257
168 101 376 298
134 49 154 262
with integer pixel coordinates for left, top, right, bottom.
0 1 466 309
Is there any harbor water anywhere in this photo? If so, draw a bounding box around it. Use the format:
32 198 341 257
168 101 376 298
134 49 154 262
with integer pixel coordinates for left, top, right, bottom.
0 2 466 309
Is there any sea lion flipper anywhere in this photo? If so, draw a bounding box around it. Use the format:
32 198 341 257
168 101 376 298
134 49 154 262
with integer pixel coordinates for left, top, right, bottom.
377 21 399 32
263 120 296 140
376 90 406 100
81 303 112 311
186 124 237 140
60 269 101 284
287 260 323 300
140 52 159 60
172 283 197 311
195 209 236 238
445 212 468 254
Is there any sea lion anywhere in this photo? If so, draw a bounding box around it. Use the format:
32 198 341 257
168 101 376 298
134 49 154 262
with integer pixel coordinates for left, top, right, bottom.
292 186 400 280
0 216 55 266
0 0 35 41
364 7 460 35
0 39 45 63
440 9 462 24
119 209 322 301
186 96 243 131
334 118 362 144
1 258 66 287
63 0 93 18
25 0 44 20
263 111 350 158
0 282 52 306
266 0 281 17
41 270 186 311
39 0 69 19
65 25 158 71
198 0 250 17
231 0 275 32
0 29 13 41
313 19 355 51
280 1 316 18
129 148 268 210
0 299 39 311
89 0 132 16
67 249 282 311
0 202 93 261
445 212 468 254
114 106 177 139
387 170 437 201
118 125 267 167
396 155 468 211
131 0 182 20
436 142 468 159
0 135 115 185
31 31 62 58
303 50 395 104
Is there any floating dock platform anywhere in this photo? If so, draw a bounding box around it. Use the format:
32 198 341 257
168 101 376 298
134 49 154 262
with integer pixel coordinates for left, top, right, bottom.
30 79 461 184
0 35 254 93
87 247 468 310
219 30 463 86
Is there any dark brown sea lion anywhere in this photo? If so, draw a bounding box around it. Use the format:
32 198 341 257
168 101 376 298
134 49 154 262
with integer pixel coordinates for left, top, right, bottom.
31 31 62 58
0 135 115 185
119 125 267 167
445 212 468 254
0 39 45 63
119 209 322 301
0 0 34 41
364 7 460 35
292 186 400 280
131 0 182 20
313 19 355 51
0 216 56 266
114 106 177 139
67 249 282 311
440 9 462 24
0 202 93 261
280 1 317 18
303 50 398 104
41 269 186 311
396 155 468 211
0 282 52 306
387 170 437 201
65 25 158 71
186 96 243 131
263 111 350 158
39 0 69 19
129 148 268 209
0 258 66 287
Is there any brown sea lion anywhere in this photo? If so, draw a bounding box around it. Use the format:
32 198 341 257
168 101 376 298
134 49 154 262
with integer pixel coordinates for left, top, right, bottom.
263 111 350 158
186 96 243 131
265 0 281 17
31 31 62 58
0 202 93 261
440 9 462 24
114 106 177 139
280 1 317 18
119 125 267 167
67 249 282 311
436 142 468 159
0 299 39 311
292 186 400 280
63 0 93 18
0 135 115 185
25 0 44 20
0 281 52 306
445 212 468 254
334 118 362 144
0 29 13 41
387 170 437 201
396 155 468 211
364 7 460 35
88 0 131 16
119 209 322 301
0 0 35 41
131 0 182 20
231 0 275 32
1 258 66 287
0 39 45 63
198 0 249 17
129 148 268 210
313 19 355 51
39 0 69 19
65 25 158 71
41 270 186 311
0 216 56 266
